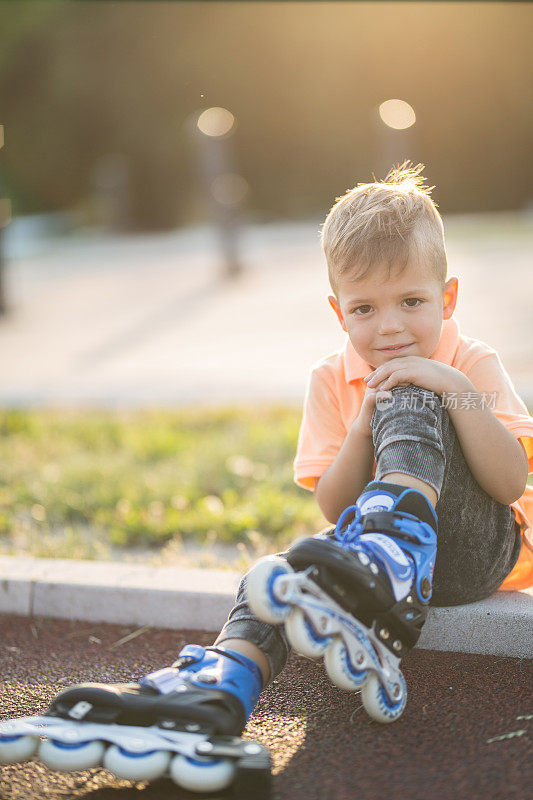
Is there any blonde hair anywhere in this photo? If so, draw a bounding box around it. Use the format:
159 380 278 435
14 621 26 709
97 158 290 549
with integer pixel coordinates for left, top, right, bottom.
321 162 447 295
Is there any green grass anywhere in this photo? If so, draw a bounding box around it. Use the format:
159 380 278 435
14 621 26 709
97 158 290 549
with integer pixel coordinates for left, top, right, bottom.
0 407 328 568
4 404 528 569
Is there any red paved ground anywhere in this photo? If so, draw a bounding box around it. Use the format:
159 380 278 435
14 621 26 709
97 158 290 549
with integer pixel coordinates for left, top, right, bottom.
0 615 531 800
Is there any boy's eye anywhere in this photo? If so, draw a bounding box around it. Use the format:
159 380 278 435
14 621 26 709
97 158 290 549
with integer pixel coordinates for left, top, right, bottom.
351 299 422 314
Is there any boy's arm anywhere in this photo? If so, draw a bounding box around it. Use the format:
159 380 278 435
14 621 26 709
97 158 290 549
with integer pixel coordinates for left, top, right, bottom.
445 371 529 505
365 356 529 506
315 419 375 523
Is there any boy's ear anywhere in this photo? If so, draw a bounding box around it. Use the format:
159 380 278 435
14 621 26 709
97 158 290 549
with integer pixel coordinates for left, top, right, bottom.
442 277 458 320
328 295 348 332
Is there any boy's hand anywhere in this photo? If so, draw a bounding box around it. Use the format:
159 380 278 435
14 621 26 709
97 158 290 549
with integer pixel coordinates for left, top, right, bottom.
364 357 469 396
354 386 393 437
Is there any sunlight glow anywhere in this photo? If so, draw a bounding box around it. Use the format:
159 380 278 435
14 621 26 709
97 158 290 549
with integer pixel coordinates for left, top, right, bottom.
379 99 416 130
197 107 235 137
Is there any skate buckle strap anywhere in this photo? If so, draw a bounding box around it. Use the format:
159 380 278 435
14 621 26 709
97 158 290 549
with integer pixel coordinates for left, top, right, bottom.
138 667 184 695
336 506 419 545
175 644 206 664
360 510 422 544
139 645 212 694
67 701 93 720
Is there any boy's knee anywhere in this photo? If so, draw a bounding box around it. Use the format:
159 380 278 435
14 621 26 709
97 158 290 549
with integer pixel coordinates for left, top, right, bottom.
371 384 443 431
371 384 446 465
377 384 439 412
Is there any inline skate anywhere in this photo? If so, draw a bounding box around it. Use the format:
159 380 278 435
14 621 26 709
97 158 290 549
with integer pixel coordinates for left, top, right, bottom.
0 644 271 796
246 481 437 723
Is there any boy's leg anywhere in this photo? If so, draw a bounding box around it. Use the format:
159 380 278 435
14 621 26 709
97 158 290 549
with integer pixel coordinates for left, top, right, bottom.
211 387 440 685
377 473 437 507
217 639 271 685
214 571 290 685
215 383 523 686
371 385 522 605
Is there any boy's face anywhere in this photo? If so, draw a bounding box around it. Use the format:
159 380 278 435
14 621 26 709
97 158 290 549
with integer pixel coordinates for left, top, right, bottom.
329 258 458 370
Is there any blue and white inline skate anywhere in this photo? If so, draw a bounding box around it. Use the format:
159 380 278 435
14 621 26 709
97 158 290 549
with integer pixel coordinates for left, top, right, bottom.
0 644 271 797
246 481 437 724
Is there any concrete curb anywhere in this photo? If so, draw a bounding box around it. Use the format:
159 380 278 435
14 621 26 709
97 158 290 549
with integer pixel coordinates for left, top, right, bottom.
0 556 531 658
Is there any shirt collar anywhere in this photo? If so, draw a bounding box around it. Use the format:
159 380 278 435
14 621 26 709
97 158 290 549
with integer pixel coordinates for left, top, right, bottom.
344 317 461 384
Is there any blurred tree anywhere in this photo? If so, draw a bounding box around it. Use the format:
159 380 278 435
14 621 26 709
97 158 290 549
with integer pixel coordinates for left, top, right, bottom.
0 2 531 228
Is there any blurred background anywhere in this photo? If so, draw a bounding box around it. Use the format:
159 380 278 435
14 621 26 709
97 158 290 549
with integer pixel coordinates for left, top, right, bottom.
0 1 531 564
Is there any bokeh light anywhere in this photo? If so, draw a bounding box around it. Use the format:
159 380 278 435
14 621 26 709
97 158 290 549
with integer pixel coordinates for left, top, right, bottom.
211 173 249 206
197 107 235 138
378 99 416 130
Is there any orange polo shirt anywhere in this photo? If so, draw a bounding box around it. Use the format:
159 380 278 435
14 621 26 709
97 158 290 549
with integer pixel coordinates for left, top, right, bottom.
294 317 533 591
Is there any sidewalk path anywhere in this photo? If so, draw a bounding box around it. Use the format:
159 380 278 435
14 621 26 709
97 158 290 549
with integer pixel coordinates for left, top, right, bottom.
1 213 532 407
1 555 531 658
0 616 531 800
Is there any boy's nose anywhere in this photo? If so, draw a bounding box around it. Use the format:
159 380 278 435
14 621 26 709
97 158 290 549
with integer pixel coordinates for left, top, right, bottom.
377 312 404 335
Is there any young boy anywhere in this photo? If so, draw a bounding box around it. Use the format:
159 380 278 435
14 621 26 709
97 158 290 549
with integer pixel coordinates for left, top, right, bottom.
8 165 532 783
213 162 533 694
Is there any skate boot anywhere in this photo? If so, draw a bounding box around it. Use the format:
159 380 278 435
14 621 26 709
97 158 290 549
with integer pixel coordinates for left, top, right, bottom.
246 481 437 723
0 644 271 796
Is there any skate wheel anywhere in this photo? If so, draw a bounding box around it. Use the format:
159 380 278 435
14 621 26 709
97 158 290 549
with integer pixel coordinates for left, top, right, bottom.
285 608 330 659
361 672 407 723
103 744 171 781
39 738 105 771
324 638 369 691
246 556 294 625
0 734 38 764
170 753 235 792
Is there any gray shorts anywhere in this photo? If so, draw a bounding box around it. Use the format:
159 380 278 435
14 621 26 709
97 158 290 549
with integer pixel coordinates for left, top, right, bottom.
215 385 522 683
